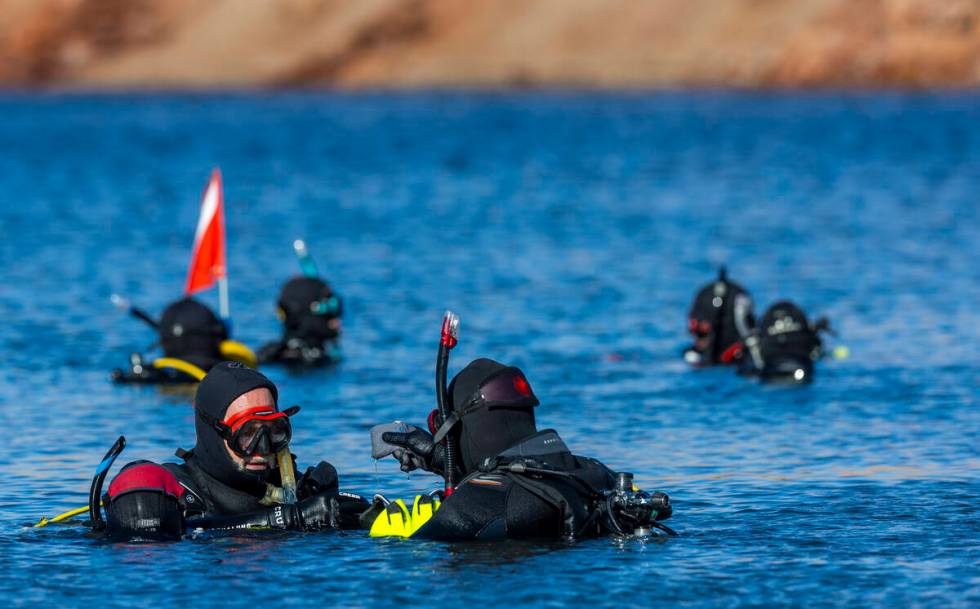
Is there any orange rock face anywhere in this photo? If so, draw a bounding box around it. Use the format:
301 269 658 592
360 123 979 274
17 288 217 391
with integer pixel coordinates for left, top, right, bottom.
2 0 979 89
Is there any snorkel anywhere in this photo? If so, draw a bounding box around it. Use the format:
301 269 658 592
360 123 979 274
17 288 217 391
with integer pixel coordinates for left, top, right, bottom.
111 294 159 330
293 239 319 278
436 310 460 495
88 436 126 530
709 267 729 364
278 448 298 505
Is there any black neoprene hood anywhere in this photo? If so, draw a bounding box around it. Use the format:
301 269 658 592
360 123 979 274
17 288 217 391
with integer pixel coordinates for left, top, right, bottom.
449 358 540 473
278 276 340 343
191 362 280 493
159 297 228 368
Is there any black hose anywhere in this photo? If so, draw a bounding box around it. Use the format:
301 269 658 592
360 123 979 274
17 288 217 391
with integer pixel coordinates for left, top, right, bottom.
436 339 456 493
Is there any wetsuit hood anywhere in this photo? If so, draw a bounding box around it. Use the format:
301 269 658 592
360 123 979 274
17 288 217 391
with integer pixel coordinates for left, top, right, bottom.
278 276 341 345
757 300 822 383
191 362 280 494
687 269 755 365
449 358 539 474
159 297 228 370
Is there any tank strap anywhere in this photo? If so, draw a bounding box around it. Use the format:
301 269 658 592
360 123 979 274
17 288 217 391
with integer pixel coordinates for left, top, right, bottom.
481 456 614 538
504 473 577 538
484 457 605 499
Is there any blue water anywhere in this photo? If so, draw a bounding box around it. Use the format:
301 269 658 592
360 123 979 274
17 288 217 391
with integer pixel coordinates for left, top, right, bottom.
1 92 978 608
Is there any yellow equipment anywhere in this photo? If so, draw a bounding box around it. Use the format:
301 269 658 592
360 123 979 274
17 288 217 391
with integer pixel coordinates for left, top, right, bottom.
369 494 441 538
34 504 97 528
219 340 258 368
153 357 207 381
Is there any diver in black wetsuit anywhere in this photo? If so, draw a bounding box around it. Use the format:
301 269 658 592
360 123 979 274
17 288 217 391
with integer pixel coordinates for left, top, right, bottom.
111 297 239 384
739 300 831 384
377 358 673 540
103 362 369 540
684 268 755 367
256 276 342 367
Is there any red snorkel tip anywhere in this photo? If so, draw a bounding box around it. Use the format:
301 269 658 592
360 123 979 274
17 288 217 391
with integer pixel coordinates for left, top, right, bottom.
440 310 459 349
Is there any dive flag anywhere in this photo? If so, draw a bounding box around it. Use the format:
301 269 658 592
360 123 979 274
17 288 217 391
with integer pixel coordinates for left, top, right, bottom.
184 169 226 295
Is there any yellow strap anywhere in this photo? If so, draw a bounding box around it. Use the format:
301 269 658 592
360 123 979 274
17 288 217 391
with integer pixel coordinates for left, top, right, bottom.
34 504 97 528
153 357 207 381
219 340 258 368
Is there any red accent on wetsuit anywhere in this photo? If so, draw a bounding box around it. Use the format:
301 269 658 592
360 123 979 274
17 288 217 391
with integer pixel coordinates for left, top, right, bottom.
108 463 185 499
719 342 743 363
427 409 441 437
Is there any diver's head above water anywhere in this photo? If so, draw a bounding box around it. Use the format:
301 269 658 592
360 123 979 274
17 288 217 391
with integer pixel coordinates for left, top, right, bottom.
277 276 342 345
382 358 543 477
685 267 755 367
159 297 228 370
192 362 298 493
447 358 540 473
753 300 824 384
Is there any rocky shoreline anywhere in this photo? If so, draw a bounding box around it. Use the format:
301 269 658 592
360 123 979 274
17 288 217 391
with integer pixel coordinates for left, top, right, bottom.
3 0 979 90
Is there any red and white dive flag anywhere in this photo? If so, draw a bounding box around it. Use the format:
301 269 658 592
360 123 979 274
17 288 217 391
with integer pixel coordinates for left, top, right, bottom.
184 169 227 296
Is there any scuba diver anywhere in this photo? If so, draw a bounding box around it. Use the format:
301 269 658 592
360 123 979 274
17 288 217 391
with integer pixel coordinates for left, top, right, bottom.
738 300 833 384
684 267 755 367
366 312 673 541
111 296 256 384
98 362 370 540
256 275 342 367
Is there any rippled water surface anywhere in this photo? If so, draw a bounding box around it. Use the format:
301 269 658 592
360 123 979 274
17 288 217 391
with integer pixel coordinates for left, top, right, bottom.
0 92 978 608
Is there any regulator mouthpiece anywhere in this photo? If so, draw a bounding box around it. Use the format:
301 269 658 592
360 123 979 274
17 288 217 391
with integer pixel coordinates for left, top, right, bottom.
110 293 129 310
441 310 459 349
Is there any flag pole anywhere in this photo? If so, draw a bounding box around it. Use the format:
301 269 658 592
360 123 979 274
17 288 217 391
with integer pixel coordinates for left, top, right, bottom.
218 276 230 320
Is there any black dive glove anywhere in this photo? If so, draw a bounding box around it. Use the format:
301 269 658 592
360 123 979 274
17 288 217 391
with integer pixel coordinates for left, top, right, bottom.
381 428 446 474
297 461 339 500
187 492 370 532
296 491 370 530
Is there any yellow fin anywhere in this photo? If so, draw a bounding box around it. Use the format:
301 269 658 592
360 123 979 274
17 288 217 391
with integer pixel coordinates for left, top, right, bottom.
369 499 412 538
368 495 443 538
409 494 440 535
220 340 258 368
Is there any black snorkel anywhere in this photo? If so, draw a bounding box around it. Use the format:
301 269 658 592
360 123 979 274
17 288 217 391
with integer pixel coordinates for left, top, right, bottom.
708 267 729 364
88 436 126 530
436 310 460 496
111 294 159 330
